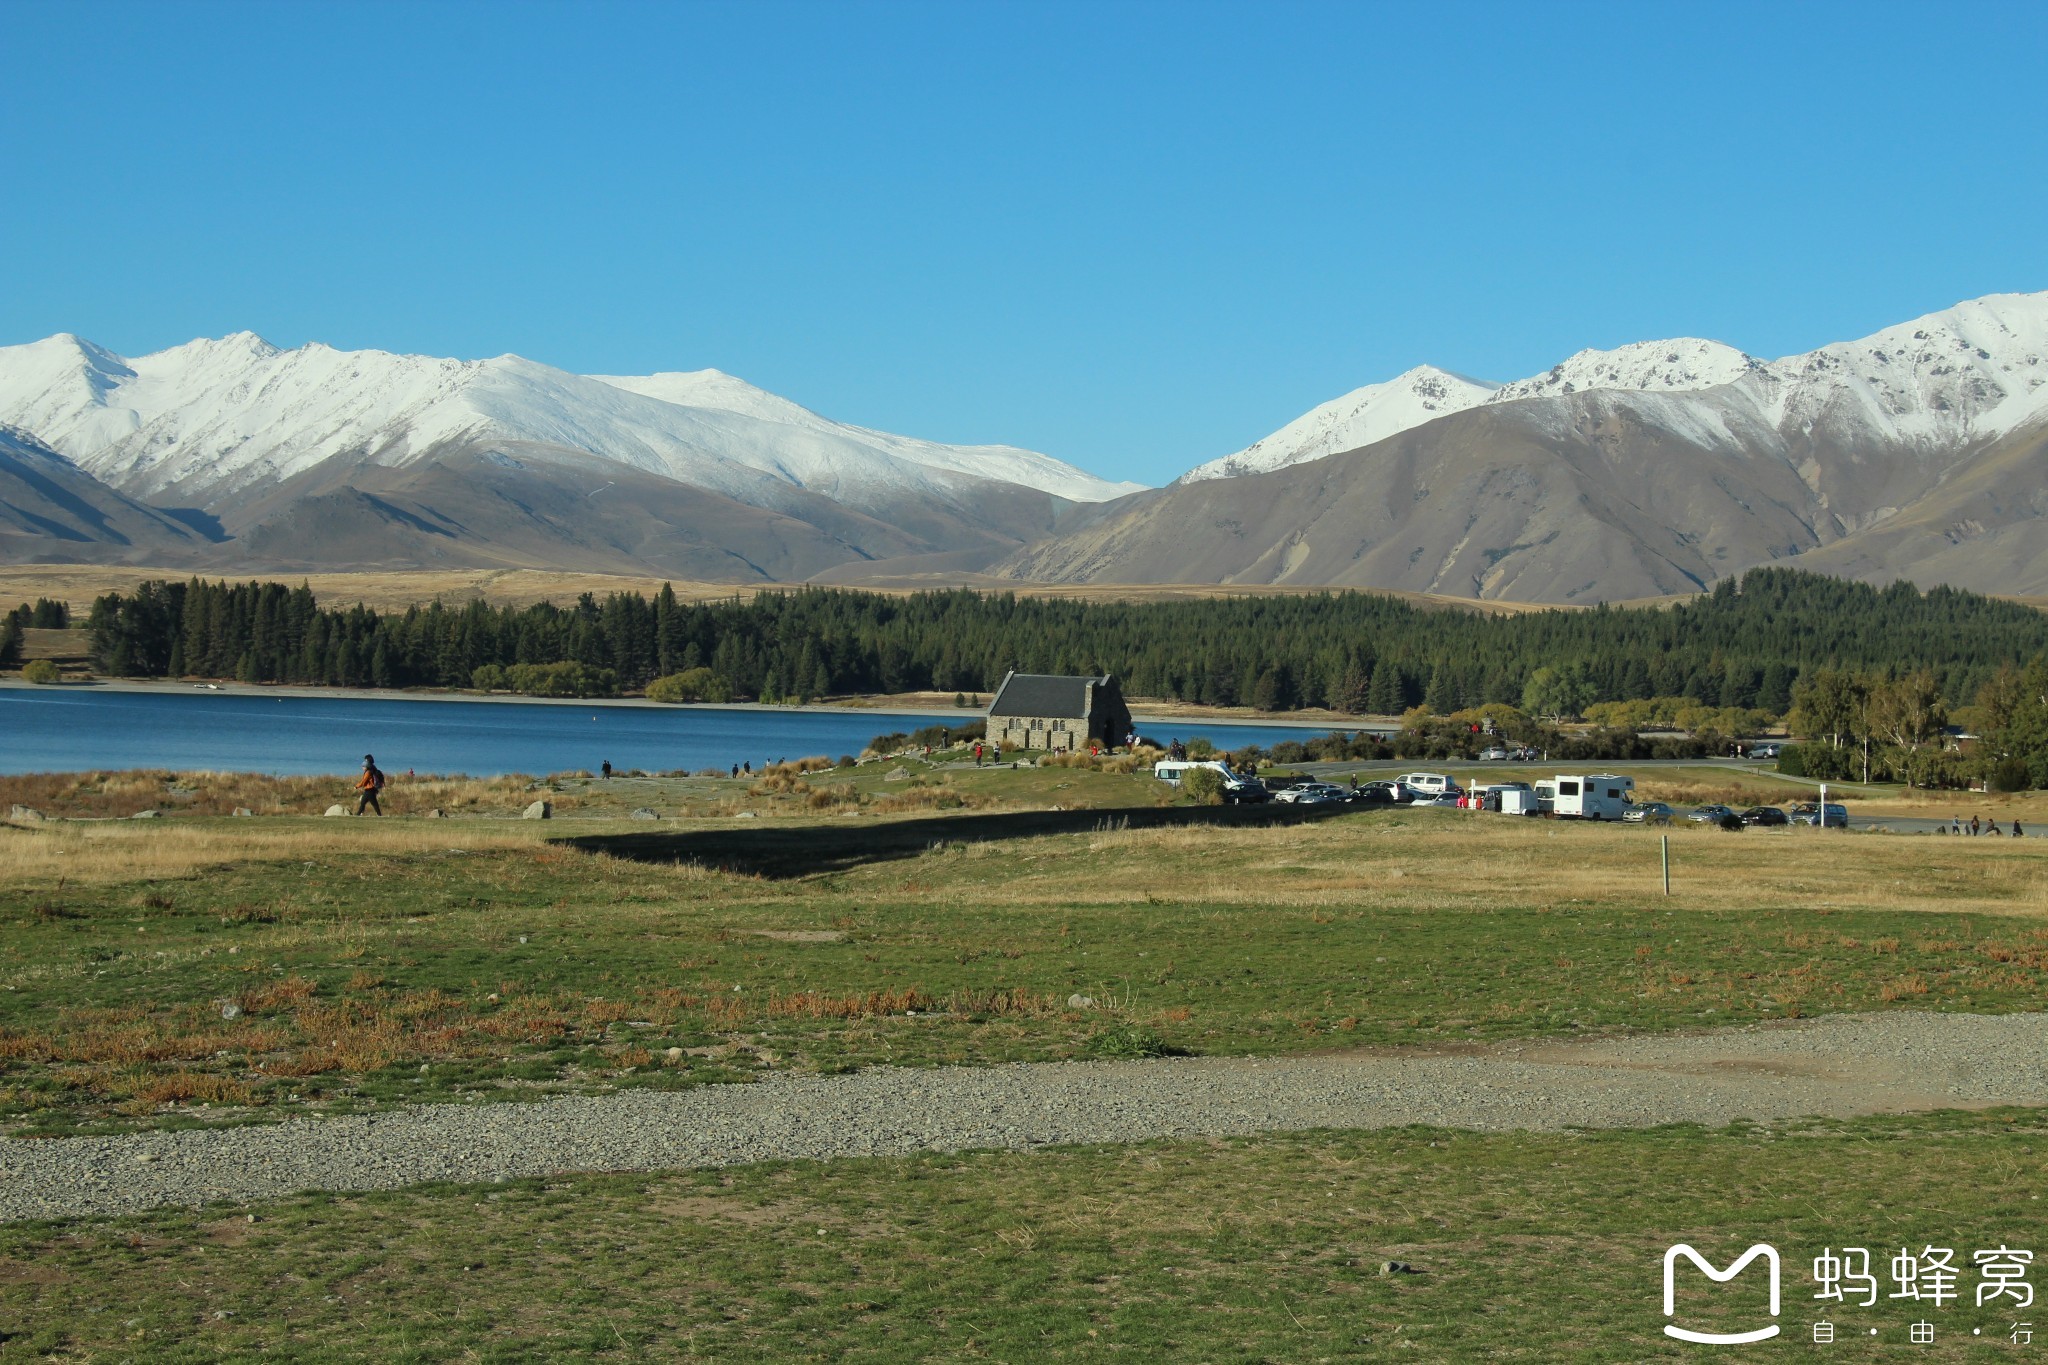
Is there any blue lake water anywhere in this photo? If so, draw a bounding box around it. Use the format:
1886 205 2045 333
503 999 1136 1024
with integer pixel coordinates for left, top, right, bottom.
0 687 1372 777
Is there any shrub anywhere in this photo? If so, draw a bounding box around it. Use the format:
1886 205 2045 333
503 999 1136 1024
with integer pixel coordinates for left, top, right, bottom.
1181 768 1224 805
1987 756 2032 794
645 667 732 704
21 659 60 685
1086 1025 1176 1059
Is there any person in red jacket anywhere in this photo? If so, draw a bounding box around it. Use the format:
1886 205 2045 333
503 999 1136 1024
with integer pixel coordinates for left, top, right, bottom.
354 754 385 816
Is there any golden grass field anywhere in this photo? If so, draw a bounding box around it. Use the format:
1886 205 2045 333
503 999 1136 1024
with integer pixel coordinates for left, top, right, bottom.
0 563 1565 615
7 782 2046 921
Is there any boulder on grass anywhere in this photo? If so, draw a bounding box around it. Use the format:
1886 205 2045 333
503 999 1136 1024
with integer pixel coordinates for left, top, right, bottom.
522 799 552 820
8 805 46 824
631 807 660 820
324 804 348 817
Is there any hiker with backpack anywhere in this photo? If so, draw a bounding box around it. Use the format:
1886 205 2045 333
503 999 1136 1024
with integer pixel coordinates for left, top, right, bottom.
355 754 386 816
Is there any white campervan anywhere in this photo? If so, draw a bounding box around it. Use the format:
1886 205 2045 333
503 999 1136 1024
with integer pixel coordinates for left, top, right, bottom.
1153 759 1238 786
1548 773 1635 820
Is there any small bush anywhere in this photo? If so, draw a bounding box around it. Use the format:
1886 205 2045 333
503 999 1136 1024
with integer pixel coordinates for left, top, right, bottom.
21 659 60 684
1987 756 2032 794
1181 768 1224 805
1086 1025 1177 1059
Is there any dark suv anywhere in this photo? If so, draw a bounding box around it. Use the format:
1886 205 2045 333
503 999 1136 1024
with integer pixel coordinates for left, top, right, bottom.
1741 805 1789 827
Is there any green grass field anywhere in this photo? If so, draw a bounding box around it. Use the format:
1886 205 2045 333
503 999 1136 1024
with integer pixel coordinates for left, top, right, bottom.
3 1110 2042 1360
2 770 2046 1135
3 766 2046 1359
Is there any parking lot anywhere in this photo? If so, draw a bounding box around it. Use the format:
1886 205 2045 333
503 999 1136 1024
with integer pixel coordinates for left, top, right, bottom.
1234 756 2010 836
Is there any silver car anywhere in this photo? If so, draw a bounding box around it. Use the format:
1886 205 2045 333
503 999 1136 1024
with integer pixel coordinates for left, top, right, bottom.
1624 801 1673 825
1274 783 1345 805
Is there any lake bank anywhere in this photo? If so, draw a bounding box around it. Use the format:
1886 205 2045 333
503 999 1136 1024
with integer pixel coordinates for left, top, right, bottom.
2 685 1377 778
0 676 1394 732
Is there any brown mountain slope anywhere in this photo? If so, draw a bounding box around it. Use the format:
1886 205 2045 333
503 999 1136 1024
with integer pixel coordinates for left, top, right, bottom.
207 446 932 580
1791 421 2048 593
991 398 1858 601
0 427 211 565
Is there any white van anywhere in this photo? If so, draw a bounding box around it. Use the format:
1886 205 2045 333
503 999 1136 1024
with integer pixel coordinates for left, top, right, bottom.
1549 773 1635 820
1153 759 1238 786
1397 772 1460 797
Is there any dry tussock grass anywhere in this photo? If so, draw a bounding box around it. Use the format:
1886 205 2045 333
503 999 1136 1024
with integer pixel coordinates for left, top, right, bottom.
1040 748 1156 774
0 820 546 885
938 815 2048 920
0 770 562 820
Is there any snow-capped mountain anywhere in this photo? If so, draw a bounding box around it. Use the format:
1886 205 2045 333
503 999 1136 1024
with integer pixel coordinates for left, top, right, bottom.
999 291 2048 601
590 368 1139 503
1178 367 1497 482
1485 338 1762 405
1180 293 2048 483
0 334 1141 509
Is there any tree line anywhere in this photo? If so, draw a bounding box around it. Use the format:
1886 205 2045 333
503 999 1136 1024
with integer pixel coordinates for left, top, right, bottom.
58 568 2048 718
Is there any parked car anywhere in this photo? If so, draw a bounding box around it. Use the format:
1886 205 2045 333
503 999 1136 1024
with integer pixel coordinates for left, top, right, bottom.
1411 794 1464 808
1789 801 1849 827
1478 747 1510 761
1220 780 1270 805
1341 782 1397 804
1623 801 1674 825
1687 804 1734 823
1742 805 1789 827
1358 779 1410 803
1274 783 1346 805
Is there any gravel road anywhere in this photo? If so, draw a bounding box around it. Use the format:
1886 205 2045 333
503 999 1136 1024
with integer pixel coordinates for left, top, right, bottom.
5 1011 2043 1222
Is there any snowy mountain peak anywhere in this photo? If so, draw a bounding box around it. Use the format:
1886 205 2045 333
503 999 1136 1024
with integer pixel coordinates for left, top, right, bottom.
1757 291 2048 441
1487 338 1761 404
1191 292 2048 483
0 333 1143 510
1179 365 1499 483
591 367 820 429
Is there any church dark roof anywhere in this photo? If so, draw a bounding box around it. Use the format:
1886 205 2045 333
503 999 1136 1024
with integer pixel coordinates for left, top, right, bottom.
988 673 1111 719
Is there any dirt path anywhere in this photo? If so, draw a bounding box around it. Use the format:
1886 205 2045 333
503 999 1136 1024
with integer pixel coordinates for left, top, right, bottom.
3 1011 2041 1222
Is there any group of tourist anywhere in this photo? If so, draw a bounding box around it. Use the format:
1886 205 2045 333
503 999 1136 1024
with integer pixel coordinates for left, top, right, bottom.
1940 814 2025 837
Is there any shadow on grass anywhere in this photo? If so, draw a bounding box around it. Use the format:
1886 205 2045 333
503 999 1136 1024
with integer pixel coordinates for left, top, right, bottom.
557 803 1352 879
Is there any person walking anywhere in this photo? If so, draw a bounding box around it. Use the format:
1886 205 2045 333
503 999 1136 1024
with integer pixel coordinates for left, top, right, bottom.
2014 820 2026 838
1971 815 1982 837
354 754 385 816
1989 819 2005 837
1952 815 1962 835
601 760 613 781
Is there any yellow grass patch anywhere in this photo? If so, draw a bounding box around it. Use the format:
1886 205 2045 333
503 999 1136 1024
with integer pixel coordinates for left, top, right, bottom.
0 819 547 885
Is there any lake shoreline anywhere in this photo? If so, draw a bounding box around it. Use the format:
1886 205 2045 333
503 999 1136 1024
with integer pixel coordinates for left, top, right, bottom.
0 677 1389 733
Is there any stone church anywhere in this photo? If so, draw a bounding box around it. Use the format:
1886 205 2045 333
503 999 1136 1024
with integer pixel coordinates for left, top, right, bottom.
984 672 1133 753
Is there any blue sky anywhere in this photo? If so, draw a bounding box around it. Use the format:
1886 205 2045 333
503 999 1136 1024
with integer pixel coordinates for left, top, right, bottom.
3 0 2044 485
